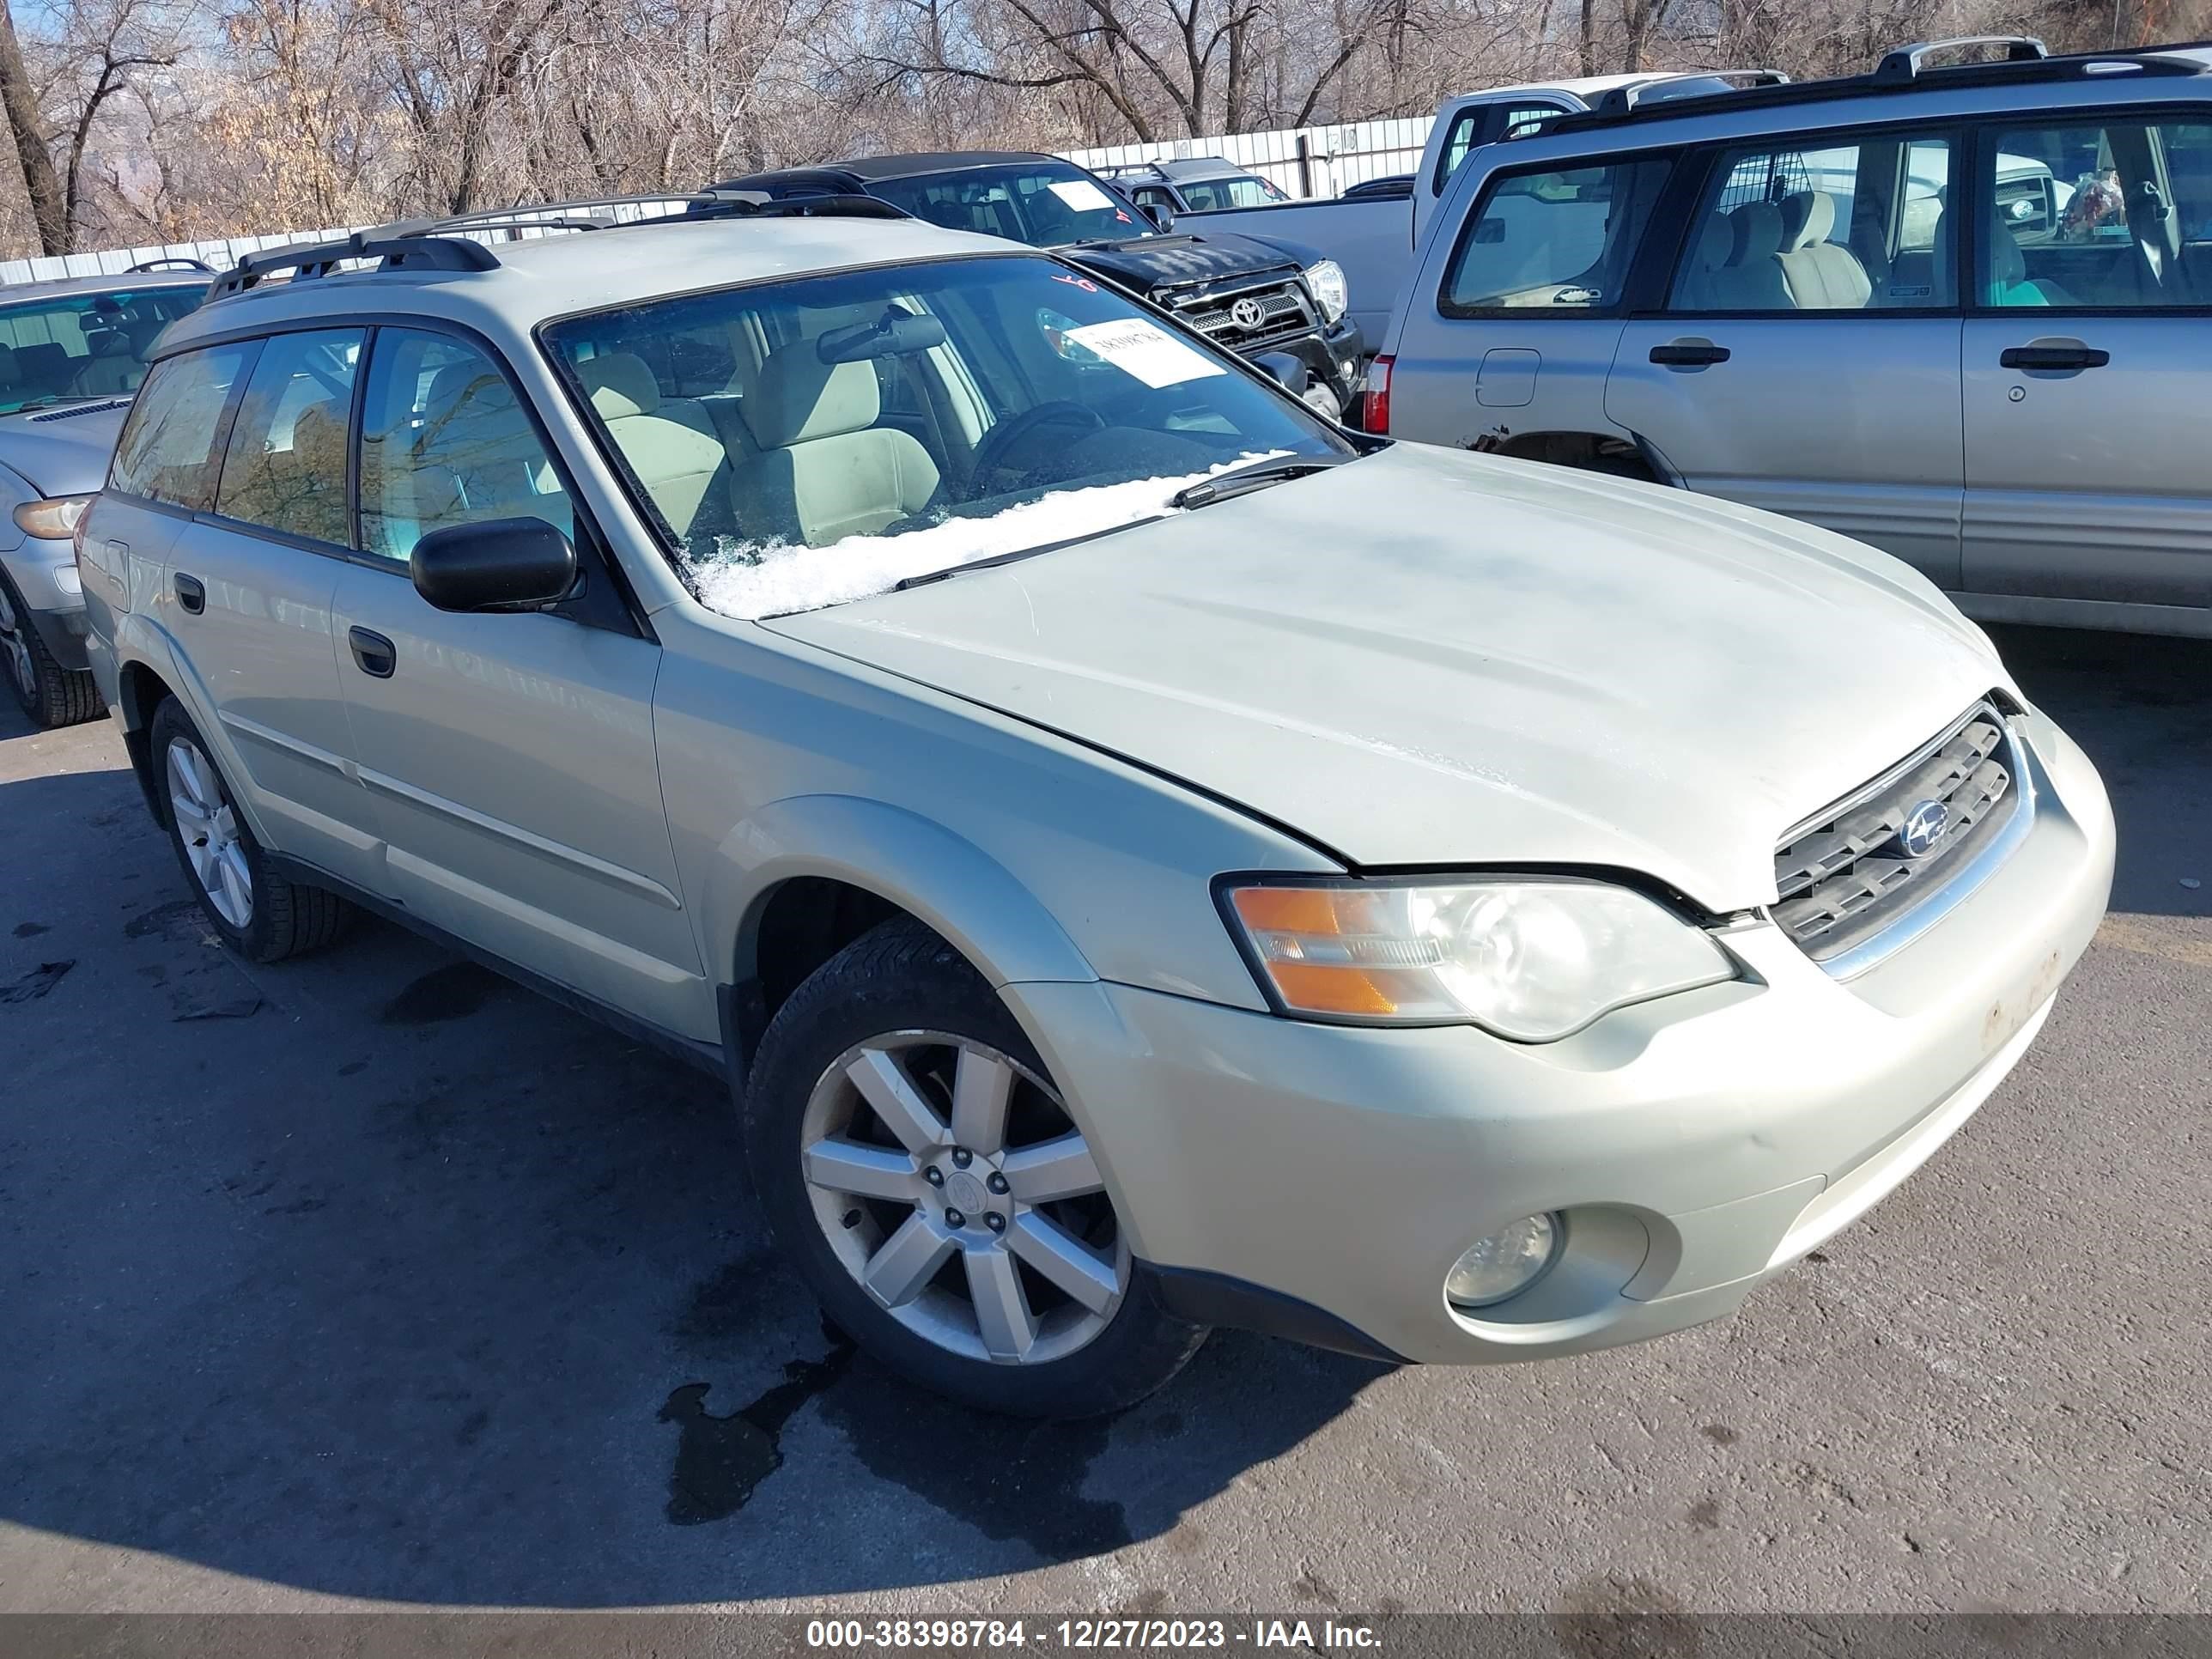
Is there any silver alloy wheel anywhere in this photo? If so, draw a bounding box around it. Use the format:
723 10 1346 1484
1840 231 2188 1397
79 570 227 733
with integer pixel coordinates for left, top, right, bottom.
0 581 33 700
166 736 253 929
800 1030 1129 1366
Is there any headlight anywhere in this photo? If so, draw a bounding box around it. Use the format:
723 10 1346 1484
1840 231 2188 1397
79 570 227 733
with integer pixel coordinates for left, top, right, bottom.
14 495 93 541
1302 259 1349 325
1223 877 1734 1042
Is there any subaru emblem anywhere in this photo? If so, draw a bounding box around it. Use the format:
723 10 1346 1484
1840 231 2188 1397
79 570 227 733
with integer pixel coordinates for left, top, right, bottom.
1897 799 1949 859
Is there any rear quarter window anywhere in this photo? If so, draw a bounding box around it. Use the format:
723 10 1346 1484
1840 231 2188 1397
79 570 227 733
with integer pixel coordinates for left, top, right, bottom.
1439 157 1673 317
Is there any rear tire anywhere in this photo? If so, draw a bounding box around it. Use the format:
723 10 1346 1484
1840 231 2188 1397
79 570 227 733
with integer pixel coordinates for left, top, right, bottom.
149 698 353 963
744 918 1207 1418
0 568 101 728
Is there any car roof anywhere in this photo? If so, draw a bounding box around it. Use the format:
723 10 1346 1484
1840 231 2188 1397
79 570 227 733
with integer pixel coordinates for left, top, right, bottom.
0 269 210 305
1116 156 1260 182
156 213 1022 350
783 151 1071 185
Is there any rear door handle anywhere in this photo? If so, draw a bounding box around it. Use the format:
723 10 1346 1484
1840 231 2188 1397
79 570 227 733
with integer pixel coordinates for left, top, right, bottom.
348 626 396 679
1649 340 1730 368
1999 343 2108 371
173 572 204 614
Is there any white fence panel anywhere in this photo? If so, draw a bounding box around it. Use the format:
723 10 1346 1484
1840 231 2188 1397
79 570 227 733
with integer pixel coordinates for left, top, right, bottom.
1062 113 1430 200
0 119 1437 284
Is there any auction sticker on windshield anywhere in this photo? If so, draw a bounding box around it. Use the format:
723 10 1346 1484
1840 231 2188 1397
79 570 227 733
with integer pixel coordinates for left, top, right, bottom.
1061 319 1224 388
1048 179 1116 212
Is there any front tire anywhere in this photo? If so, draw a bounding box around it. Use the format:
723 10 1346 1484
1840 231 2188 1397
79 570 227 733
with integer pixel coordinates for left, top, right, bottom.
744 919 1206 1418
0 568 101 728
149 698 353 963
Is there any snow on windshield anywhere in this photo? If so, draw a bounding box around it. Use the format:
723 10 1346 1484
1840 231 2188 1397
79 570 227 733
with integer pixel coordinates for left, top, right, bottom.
687 453 1286 620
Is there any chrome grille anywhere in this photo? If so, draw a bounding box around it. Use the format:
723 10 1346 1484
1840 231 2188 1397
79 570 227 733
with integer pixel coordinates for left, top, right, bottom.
1771 702 2022 965
1169 281 1314 351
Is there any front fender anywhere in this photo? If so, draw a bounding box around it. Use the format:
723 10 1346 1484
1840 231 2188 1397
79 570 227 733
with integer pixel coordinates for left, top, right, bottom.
708 793 1097 991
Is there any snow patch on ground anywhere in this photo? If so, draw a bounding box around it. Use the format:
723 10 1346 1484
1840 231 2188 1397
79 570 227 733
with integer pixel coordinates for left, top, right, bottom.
687 453 1284 620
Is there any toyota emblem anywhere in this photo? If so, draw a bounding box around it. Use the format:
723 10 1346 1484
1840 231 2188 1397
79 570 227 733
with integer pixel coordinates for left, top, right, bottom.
1231 297 1267 330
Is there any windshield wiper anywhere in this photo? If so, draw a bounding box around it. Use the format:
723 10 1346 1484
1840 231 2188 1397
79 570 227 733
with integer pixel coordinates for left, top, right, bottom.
1169 453 1352 510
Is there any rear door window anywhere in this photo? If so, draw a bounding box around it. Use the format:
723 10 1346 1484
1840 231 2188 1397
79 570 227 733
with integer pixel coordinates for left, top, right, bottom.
1668 131 1957 313
106 343 255 511
212 329 364 546
1440 157 1671 316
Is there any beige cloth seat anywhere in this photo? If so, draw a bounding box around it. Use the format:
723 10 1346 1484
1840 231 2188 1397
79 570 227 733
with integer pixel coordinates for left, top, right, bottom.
730 343 939 546
576 353 736 542
1709 204 1794 310
1774 191 1872 310
1676 211 1742 308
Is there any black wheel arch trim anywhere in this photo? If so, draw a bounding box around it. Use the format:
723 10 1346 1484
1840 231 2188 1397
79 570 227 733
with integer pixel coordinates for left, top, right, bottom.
1138 1261 1408 1364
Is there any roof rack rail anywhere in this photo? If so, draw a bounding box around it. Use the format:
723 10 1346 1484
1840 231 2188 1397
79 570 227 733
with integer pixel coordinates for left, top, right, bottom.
204 191 915 301
1541 39 2206 138
422 190 912 233
206 227 497 299
1587 67 1790 118
684 190 912 221
1872 35 2046 82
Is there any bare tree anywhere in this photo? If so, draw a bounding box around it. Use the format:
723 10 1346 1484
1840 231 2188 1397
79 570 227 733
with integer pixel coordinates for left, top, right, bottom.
0 4 70 252
3 0 2199 259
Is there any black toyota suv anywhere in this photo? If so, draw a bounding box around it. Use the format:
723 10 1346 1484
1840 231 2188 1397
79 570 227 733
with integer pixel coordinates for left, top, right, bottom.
710 151 1366 422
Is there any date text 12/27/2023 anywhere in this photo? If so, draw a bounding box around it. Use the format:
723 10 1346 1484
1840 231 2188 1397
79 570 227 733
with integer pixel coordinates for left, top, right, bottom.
804 1620 1383 1650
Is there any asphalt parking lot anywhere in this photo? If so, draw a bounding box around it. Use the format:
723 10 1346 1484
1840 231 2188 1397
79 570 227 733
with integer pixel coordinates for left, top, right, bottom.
1 624 2206 1617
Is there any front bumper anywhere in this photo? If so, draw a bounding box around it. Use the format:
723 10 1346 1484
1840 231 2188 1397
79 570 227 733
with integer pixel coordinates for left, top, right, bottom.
1006 710 2114 1365
2 536 89 670
1271 318 1365 418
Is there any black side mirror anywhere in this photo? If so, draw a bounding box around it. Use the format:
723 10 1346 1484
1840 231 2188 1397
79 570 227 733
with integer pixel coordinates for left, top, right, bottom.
1252 351 1306 392
1140 203 1172 233
411 517 578 613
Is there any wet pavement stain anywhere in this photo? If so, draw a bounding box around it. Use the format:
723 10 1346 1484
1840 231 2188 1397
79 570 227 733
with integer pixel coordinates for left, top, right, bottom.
1 960 74 1004
12 920 48 938
816 1362 1132 1557
665 1261 1133 1554
380 962 509 1025
658 1346 854 1525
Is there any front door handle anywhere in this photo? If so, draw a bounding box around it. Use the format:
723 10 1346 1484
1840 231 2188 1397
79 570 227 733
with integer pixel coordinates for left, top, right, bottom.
348 626 396 679
1650 339 1730 368
1999 343 2108 372
173 572 204 614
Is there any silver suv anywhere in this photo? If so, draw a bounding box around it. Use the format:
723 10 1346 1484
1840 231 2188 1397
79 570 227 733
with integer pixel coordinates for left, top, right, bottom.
0 264 207 725
1374 37 2212 639
79 197 2112 1416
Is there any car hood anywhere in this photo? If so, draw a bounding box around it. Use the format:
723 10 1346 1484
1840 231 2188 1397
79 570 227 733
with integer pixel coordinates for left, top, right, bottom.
764 445 2004 910
0 399 131 496
1062 232 1303 295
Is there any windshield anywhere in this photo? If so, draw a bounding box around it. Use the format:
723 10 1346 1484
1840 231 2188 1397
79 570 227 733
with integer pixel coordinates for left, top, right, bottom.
543 253 1356 618
0 284 204 414
867 164 1149 248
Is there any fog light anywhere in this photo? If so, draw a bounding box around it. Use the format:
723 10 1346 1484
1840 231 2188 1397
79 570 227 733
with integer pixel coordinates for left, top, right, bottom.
1445 1214 1561 1309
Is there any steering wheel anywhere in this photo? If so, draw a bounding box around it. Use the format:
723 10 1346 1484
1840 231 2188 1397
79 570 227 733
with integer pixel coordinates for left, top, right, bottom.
969 400 1105 486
